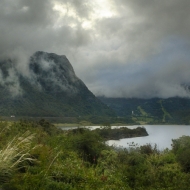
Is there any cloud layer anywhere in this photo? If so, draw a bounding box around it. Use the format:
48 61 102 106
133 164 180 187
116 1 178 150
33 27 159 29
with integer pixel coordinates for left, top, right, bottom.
0 0 190 98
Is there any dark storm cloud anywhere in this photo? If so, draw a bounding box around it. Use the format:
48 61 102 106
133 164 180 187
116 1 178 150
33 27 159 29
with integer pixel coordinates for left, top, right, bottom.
0 0 190 98
95 0 190 61
0 0 92 58
0 0 54 25
76 0 190 98
68 0 92 18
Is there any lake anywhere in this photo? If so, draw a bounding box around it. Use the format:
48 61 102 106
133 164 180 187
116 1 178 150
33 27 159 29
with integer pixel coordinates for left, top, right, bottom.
107 125 190 150
60 125 190 150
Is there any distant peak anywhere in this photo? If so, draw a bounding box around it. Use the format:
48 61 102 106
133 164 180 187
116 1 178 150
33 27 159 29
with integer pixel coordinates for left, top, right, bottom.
34 51 66 58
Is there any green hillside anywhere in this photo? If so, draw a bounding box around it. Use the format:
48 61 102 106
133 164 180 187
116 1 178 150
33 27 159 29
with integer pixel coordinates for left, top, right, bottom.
98 97 190 124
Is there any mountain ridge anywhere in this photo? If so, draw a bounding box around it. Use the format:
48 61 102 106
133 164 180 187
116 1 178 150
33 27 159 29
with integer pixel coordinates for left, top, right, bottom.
0 51 115 117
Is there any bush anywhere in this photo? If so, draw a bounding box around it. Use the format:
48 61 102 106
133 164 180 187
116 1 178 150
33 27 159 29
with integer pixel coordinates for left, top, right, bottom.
172 136 190 172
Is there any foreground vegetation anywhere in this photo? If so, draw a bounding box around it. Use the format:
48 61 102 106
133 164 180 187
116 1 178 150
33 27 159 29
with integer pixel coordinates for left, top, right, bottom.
0 120 190 190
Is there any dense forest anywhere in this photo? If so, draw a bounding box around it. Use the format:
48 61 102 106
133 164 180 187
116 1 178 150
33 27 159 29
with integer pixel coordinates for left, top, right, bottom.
0 120 190 190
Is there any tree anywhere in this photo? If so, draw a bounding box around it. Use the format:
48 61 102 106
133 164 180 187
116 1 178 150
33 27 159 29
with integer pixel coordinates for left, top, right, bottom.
172 136 190 172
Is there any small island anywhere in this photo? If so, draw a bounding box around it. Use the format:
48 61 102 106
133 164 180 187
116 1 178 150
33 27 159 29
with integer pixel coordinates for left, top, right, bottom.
69 126 148 141
94 126 148 140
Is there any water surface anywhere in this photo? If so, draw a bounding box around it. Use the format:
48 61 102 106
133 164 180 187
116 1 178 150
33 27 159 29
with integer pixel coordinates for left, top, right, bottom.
60 125 190 150
107 125 190 150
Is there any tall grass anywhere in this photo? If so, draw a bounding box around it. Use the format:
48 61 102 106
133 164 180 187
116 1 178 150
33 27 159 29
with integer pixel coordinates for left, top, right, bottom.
0 130 36 184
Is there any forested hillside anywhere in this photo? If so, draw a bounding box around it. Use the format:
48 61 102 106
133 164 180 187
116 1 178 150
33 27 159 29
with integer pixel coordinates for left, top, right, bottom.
99 97 190 124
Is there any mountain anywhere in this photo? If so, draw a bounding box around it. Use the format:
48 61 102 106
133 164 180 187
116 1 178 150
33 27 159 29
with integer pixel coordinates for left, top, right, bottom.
0 51 115 117
98 96 190 124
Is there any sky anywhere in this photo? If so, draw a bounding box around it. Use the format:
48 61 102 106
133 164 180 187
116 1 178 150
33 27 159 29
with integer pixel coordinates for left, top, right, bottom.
0 0 190 98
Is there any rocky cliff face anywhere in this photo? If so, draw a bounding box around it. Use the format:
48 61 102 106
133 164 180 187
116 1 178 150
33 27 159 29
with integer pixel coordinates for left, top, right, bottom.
0 51 115 117
29 51 81 94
